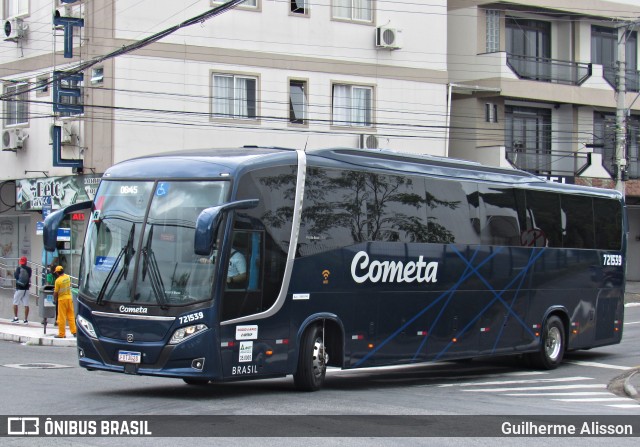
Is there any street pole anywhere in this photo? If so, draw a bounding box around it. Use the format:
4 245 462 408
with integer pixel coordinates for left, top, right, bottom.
615 26 627 195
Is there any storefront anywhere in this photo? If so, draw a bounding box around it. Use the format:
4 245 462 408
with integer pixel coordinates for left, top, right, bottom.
12 174 101 281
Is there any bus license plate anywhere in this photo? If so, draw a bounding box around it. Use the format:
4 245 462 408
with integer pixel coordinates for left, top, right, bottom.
118 350 141 364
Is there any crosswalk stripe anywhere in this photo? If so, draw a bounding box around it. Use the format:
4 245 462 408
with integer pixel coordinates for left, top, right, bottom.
503 391 612 397
552 397 630 402
566 360 631 370
440 376 591 388
462 384 606 392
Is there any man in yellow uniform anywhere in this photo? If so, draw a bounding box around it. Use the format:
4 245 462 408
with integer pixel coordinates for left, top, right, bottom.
53 266 76 338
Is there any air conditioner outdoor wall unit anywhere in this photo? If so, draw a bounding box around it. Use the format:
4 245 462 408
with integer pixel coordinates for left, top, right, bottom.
375 26 401 50
359 134 379 150
2 129 28 152
4 18 27 42
50 121 78 145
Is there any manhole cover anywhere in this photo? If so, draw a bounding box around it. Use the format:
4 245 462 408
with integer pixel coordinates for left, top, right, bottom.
3 363 72 369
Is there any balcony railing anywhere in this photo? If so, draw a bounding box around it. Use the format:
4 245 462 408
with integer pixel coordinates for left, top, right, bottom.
505 148 590 176
506 54 592 86
602 66 640 92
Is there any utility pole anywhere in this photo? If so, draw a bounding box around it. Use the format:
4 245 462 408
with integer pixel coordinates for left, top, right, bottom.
615 26 627 194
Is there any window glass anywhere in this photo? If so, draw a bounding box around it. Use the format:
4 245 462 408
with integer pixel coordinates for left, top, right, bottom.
289 80 307 124
299 168 428 256
4 0 28 19
486 10 500 53
332 84 373 127
479 185 525 246
291 0 308 14
425 179 479 244
561 195 594 249
593 198 622 250
228 165 297 319
3 83 28 126
525 191 561 247
212 74 257 119
332 0 372 22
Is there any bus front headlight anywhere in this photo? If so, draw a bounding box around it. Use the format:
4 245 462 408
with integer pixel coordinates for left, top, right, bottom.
169 324 207 345
77 315 97 338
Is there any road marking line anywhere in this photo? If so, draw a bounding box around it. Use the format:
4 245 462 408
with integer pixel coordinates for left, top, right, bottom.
462 384 606 392
503 392 613 397
439 376 592 388
552 397 630 402
607 404 640 409
566 360 631 370
624 321 640 325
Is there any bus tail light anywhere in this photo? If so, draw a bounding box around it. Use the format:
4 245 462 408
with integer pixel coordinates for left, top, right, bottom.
169 324 207 345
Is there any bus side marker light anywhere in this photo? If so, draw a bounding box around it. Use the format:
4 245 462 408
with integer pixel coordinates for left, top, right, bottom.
480 327 490 332
352 335 364 340
368 343 374 349
452 338 457 343
417 331 427 336
221 341 235 348
266 350 273 356
275 339 289 344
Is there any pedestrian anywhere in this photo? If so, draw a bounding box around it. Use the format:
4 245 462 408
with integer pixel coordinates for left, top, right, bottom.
12 256 32 324
53 266 76 338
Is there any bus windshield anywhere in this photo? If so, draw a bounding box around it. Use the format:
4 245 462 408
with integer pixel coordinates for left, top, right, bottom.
79 180 230 306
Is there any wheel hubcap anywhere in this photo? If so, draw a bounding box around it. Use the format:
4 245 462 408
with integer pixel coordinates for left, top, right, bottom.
311 337 328 379
545 327 561 360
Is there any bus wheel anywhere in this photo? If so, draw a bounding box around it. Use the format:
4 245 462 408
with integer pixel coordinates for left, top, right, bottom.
294 325 328 391
183 378 209 386
528 315 565 370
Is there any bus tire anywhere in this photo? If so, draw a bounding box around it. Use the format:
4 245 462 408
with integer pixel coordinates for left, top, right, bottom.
183 378 209 386
294 324 328 391
528 315 565 370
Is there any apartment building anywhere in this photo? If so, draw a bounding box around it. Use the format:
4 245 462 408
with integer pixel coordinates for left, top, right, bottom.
0 0 450 278
448 0 640 279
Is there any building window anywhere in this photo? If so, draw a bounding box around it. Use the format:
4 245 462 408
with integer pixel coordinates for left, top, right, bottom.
211 0 258 9
289 79 307 125
3 0 28 19
212 73 258 120
486 9 500 53
505 106 551 174
332 84 373 127
90 66 104 86
291 0 309 15
58 76 84 118
3 83 28 127
332 0 373 23
485 103 498 123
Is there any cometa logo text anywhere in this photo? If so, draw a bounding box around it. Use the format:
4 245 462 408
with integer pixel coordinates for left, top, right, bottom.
350 251 438 284
119 305 148 314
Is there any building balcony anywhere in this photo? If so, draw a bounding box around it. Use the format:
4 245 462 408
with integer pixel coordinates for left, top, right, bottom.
506 147 591 176
506 54 592 86
602 66 640 93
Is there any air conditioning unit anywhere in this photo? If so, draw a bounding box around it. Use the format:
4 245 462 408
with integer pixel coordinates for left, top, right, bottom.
2 129 28 152
4 18 27 42
375 26 401 50
50 121 78 145
359 134 379 150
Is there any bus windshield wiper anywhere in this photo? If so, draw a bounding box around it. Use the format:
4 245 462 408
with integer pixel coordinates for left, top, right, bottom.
140 225 168 309
96 225 135 305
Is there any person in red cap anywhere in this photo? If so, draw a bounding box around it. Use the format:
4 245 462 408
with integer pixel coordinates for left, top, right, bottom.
12 256 32 324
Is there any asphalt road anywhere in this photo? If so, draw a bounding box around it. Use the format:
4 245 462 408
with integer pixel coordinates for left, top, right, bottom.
1 307 639 446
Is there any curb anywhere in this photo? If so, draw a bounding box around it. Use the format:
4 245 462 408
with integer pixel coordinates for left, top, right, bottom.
624 371 639 399
0 330 76 347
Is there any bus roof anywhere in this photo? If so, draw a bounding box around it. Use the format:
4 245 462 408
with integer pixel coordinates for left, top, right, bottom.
102 146 622 200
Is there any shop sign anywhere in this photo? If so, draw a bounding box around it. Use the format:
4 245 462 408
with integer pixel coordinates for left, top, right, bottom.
16 174 101 211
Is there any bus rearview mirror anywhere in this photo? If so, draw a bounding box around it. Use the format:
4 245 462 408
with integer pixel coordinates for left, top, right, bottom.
43 200 93 252
194 199 259 256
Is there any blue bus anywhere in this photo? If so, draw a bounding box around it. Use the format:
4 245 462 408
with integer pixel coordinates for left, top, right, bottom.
44 147 626 390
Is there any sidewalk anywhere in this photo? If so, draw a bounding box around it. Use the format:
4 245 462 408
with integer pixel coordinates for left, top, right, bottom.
0 318 76 347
